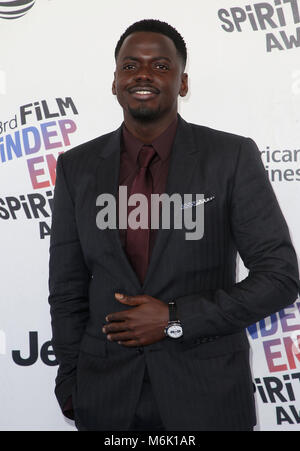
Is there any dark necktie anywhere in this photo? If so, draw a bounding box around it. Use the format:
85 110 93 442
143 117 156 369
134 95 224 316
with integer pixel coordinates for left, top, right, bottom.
125 145 157 284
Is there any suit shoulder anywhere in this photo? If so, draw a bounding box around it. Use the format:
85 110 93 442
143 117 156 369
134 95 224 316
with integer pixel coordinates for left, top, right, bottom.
183 120 261 174
188 121 251 149
60 128 120 165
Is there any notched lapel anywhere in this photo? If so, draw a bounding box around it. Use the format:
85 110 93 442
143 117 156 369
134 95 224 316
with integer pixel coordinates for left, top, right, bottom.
95 126 142 289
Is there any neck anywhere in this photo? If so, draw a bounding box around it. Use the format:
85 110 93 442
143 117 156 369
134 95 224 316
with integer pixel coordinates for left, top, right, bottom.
123 111 178 144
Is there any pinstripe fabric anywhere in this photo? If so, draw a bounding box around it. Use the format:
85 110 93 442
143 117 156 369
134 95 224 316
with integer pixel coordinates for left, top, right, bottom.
129 367 165 431
49 114 299 431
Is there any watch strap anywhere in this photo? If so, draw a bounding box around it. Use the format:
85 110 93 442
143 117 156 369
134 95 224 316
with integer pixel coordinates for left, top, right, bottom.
168 301 177 322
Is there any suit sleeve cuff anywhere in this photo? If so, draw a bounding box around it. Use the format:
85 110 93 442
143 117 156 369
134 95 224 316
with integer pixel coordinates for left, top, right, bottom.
54 376 76 418
63 395 74 420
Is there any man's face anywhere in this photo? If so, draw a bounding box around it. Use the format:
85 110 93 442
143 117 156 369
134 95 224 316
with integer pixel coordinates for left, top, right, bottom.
112 31 188 122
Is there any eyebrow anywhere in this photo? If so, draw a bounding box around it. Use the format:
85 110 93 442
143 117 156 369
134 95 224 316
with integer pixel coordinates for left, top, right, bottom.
122 56 172 62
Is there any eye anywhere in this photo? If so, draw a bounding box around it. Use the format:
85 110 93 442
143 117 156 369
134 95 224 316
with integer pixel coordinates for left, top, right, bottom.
154 63 169 70
122 64 136 70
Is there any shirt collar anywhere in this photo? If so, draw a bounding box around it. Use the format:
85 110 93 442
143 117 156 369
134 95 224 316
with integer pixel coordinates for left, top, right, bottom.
121 115 178 164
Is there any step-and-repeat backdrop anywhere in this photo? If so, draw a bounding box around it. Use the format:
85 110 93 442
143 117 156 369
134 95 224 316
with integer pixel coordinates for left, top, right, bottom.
0 0 299 431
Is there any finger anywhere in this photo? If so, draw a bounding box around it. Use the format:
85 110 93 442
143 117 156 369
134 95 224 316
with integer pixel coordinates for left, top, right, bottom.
103 322 130 334
118 340 142 347
114 293 146 306
106 331 134 342
105 311 128 322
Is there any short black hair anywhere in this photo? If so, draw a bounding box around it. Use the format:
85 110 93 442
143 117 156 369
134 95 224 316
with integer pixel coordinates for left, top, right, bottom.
115 19 187 69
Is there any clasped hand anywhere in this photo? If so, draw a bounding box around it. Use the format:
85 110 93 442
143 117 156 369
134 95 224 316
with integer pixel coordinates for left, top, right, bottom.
102 293 169 347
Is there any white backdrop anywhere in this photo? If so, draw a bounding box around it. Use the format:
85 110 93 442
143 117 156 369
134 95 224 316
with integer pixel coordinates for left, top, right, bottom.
0 0 299 431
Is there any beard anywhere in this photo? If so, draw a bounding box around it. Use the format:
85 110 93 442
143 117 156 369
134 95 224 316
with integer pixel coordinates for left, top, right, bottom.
128 104 162 122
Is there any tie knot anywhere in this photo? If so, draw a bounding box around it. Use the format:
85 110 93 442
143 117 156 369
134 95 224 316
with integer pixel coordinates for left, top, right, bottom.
138 145 156 169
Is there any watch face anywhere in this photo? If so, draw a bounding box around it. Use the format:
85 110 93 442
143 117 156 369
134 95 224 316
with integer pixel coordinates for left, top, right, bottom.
167 324 183 339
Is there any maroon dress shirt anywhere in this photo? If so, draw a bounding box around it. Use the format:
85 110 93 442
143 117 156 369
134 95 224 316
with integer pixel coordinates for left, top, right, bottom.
118 116 178 263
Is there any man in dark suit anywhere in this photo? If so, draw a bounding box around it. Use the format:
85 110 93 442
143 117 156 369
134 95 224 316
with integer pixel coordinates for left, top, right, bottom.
48 19 299 431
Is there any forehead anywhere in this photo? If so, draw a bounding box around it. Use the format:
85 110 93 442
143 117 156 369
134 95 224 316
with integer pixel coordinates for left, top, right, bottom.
117 31 179 61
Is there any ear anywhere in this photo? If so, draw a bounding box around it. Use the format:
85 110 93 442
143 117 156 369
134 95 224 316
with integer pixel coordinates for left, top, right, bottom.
112 71 116 95
179 73 188 97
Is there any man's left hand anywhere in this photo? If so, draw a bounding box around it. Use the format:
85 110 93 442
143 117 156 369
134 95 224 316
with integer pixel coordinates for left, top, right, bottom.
102 293 169 347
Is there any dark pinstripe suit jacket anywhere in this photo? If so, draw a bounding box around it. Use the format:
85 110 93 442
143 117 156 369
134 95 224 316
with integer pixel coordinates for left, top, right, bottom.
48 114 299 431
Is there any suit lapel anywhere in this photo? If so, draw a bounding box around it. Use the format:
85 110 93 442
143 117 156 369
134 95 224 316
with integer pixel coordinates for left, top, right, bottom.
143 115 200 290
94 115 201 292
95 126 144 289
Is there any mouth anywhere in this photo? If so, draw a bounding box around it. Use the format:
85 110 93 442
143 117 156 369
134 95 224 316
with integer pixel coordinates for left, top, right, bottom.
128 86 159 101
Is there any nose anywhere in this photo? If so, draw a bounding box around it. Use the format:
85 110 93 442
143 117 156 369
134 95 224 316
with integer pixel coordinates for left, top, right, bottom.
134 64 153 82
